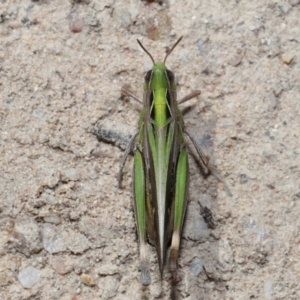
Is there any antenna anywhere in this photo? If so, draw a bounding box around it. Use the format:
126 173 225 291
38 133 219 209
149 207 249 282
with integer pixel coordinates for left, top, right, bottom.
137 39 155 65
163 36 183 65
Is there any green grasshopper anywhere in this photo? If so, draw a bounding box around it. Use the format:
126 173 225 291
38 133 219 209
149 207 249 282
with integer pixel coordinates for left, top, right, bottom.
119 37 217 285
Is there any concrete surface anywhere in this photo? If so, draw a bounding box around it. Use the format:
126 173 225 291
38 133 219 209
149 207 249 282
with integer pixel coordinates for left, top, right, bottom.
0 0 300 299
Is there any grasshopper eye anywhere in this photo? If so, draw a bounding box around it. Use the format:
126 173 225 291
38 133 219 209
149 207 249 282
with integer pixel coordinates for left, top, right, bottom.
166 70 175 83
144 70 152 84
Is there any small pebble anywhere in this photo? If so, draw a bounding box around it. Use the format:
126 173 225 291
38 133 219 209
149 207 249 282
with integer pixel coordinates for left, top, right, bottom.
69 13 84 33
91 147 104 158
42 224 66 254
44 214 61 225
98 276 119 298
197 39 205 55
146 11 172 41
81 273 96 286
228 54 242 66
96 263 118 275
18 266 40 289
112 6 131 28
51 256 73 275
66 231 90 254
198 194 212 209
14 217 43 255
280 3 292 13
268 92 277 109
289 0 299 5
183 208 209 241
264 278 273 299
240 174 249 184
190 257 204 277
61 167 79 181
281 53 294 64
0 270 12 286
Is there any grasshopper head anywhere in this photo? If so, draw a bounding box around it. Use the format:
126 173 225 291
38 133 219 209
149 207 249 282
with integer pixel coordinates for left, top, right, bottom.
143 63 176 91
137 37 182 91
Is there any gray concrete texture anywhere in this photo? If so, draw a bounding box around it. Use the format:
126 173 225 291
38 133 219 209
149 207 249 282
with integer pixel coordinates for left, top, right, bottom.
0 0 300 299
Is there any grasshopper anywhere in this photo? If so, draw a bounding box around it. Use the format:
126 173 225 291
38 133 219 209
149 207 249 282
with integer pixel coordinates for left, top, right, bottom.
119 37 218 285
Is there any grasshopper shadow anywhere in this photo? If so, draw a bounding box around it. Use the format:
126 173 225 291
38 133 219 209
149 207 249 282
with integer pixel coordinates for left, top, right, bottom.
174 102 229 299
